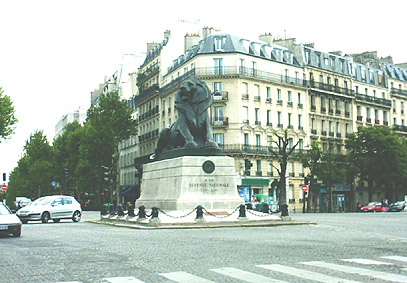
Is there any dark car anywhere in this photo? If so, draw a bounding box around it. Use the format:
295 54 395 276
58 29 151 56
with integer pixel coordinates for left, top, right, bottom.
0 203 22 237
387 201 406 212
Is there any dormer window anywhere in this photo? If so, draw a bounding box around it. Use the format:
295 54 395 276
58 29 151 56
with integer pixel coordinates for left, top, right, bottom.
214 36 226 51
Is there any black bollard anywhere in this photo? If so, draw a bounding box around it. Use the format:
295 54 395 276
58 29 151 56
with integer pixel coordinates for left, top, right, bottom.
281 204 289 217
127 204 135 217
117 204 125 216
261 203 270 213
109 204 116 215
196 205 204 219
138 205 146 219
101 203 109 216
151 207 159 219
239 204 246 218
246 203 253 210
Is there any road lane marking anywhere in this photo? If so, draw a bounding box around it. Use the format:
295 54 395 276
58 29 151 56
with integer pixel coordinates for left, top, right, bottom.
342 258 392 265
102 277 145 283
159 271 215 283
211 267 287 283
381 255 407 263
301 261 407 283
257 263 361 283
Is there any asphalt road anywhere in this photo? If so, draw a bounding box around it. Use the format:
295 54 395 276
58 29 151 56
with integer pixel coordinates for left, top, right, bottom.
2 211 407 283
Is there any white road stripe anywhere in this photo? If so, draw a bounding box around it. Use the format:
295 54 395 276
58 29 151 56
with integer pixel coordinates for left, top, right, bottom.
211 267 287 283
381 255 407 263
103 277 145 283
257 264 361 283
159 271 215 283
302 261 407 283
342 258 392 265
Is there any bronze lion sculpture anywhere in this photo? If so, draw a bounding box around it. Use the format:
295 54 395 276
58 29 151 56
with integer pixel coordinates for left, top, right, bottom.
153 76 219 158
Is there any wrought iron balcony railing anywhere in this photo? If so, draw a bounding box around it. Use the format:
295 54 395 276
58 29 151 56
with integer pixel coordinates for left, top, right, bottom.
307 80 355 97
355 93 392 107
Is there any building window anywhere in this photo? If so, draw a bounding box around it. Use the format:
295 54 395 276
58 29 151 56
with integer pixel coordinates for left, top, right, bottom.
243 106 249 123
288 113 292 128
214 133 224 145
256 134 261 147
214 106 224 122
287 91 292 104
244 133 249 145
214 36 225 51
298 114 302 129
213 58 223 75
267 110 272 126
266 87 271 98
213 82 223 93
278 112 282 127
255 108 260 124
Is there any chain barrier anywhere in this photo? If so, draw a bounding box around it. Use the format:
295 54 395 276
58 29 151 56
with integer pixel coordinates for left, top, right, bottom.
246 209 273 217
158 207 197 219
202 205 240 219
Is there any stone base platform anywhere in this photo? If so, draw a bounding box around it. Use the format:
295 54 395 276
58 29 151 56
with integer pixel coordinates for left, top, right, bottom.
136 155 244 211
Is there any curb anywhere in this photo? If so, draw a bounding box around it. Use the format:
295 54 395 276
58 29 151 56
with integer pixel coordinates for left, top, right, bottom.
86 220 314 230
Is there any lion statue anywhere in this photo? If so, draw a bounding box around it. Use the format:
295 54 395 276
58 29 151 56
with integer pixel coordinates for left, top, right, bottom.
153 76 219 158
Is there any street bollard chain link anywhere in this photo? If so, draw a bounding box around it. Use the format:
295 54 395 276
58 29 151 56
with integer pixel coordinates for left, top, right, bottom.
246 209 273 217
158 207 197 219
202 205 240 219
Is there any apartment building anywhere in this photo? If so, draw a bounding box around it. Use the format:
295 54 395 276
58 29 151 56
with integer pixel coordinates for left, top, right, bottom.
130 28 407 212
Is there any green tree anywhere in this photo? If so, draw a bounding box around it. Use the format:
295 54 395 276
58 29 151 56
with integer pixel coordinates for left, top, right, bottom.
7 131 54 202
0 87 18 141
53 121 82 196
346 126 401 202
80 91 135 206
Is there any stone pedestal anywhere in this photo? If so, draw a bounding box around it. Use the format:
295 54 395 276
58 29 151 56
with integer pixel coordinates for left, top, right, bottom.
136 155 244 211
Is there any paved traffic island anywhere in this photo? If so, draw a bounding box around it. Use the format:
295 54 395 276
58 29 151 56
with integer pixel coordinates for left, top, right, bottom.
87 206 313 229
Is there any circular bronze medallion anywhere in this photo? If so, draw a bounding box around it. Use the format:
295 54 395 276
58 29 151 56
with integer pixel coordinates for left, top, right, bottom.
202 160 215 174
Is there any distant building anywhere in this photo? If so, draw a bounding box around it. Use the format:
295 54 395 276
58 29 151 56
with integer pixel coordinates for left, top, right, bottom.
55 108 86 138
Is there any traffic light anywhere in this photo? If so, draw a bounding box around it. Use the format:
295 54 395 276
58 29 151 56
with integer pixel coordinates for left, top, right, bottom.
2 173 6 182
304 176 309 185
102 166 109 183
64 168 69 178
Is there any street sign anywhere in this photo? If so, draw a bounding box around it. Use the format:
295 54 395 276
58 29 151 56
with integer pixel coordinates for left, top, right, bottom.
1 184 7 191
302 185 308 192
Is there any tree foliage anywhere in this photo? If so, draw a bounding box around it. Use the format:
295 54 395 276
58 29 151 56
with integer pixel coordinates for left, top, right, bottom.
0 87 18 141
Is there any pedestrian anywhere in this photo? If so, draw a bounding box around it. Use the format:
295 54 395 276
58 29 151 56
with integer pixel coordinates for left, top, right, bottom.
356 200 362 212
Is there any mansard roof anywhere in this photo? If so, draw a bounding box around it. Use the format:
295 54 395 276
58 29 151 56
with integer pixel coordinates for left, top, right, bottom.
166 34 301 75
384 63 407 82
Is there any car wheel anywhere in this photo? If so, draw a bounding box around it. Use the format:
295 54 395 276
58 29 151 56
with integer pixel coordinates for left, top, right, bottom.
41 212 50 223
53 219 60 223
72 211 81 222
21 220 28 224
13 229 21 237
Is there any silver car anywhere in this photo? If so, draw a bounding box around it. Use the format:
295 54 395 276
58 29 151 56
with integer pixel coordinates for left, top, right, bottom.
0 203 22 237
16 195 82 224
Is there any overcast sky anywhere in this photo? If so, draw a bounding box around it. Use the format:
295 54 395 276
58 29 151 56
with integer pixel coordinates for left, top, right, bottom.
0 0 406 176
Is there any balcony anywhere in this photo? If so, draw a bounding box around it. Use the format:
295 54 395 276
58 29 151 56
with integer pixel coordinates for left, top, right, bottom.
375 119 380 124
393 125 407 132
138 105 159 122
212 117 229 127
266 122 272 126
277 99 283 105
298 126 303 130
329 131 334 137
222 144 309 157
255 121 261 126
355 93 392 107
391 87 407 97
194 66 307 88
328 109 334 115
298 103 303 108
357 115 363 121
336 110 341 115
242 94 249 100
244 170 251 176
345 112 350 118
366 118 372 123
212 91 229 101
289 172 295 177
168 107 171 113
256 171 262 176
384 121 389 125
287 101 293 107
254 96 261 102
311 129 317 135
337 133 342 138
321 130 327 136
288 125 293 129
266 98 272 104
311 105 316 112
321 107 326 113
267 171 272 176
243 119 249 124
277 123 283 128
307 80 355 97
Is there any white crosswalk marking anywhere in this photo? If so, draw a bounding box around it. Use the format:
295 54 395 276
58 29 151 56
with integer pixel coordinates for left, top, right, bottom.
381 255 407 263
302 261 407 283
257 263 361 283
211 267 287 283
160 271 215 283
342 258 392 265
102 277 145 283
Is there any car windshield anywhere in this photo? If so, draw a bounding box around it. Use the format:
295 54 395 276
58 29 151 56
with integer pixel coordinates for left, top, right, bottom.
31 197 53 206
394 201 404 205
0 205 11 215
367 202 376 206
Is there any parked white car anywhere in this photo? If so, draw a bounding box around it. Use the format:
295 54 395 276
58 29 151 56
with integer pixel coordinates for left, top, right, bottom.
16 195 82 224
0 203 22 237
